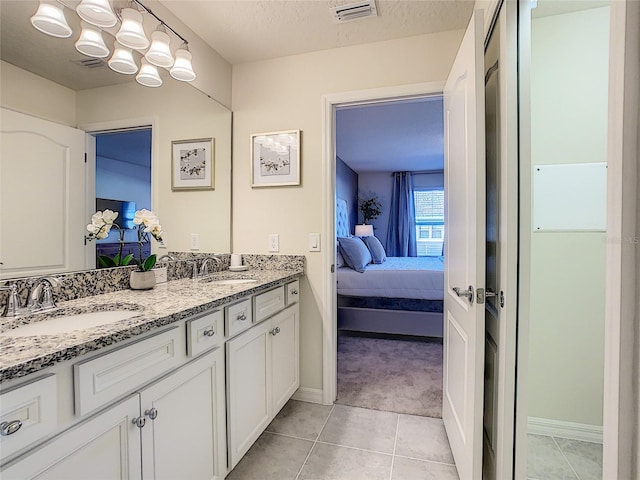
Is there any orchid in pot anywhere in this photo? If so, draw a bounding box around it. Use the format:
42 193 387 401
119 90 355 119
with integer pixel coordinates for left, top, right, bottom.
86 209 164 289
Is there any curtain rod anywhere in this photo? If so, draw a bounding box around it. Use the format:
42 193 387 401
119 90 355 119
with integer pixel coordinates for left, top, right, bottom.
390 170 444 175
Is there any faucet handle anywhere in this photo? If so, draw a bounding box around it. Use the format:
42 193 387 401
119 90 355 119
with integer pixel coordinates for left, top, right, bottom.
0 284 22 317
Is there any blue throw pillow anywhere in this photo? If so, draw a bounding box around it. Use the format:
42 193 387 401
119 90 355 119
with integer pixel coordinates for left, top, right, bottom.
361 235 387 264
337 237 372 273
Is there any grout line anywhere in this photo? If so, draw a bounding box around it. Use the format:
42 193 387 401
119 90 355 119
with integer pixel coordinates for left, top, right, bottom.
294 403 335 480
393 453 457 467
551 436 581 480
264 430 317 442
315 440 394 456
389 415 400 480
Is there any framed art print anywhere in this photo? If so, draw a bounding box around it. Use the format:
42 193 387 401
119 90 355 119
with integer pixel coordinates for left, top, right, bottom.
250 130 300 187
172 138 214 190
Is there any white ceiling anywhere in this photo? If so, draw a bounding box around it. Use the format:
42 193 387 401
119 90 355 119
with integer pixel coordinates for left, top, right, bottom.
336 96 444 173
161 0 475 65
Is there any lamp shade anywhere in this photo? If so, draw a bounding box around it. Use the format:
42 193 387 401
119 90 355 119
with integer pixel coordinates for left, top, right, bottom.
30 0 72 38
170 47 196 82
116 8 149 50
355 224 374 237
108 44 138 74
145 30 174 68
75 22 109 58
76 0 117 28
136 60 162 87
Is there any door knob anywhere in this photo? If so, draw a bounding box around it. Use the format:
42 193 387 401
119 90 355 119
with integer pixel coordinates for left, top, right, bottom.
452 285 474 304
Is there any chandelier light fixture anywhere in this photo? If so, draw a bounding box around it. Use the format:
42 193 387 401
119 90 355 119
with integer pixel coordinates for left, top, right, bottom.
29 0 196 87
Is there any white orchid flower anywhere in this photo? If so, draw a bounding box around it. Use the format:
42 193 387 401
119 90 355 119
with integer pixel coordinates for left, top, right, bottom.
101 209 119 224
133 209 157 227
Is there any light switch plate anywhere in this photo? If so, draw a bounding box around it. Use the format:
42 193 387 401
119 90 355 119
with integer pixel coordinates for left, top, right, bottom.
190 233 200 251
309 233 321 252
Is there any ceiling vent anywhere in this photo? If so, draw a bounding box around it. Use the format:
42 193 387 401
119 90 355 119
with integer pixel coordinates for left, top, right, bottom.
72 58 107 69
332 1 378 23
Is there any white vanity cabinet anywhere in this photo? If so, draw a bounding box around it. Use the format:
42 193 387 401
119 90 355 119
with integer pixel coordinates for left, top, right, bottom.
226 295 299 469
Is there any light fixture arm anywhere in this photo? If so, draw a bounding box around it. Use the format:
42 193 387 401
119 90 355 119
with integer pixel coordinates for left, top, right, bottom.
132 0 188 46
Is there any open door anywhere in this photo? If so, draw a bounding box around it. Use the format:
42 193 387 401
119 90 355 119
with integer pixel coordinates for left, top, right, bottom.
442 10 486 480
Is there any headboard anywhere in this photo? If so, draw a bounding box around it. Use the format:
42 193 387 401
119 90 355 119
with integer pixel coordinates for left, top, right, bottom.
336 198 350 237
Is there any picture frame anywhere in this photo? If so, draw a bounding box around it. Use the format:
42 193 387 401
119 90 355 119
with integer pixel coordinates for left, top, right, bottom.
251 130 300 187
171 138 214 190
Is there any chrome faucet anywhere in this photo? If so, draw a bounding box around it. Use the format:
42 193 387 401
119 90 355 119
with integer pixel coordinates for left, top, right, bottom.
27 277 62 313
157 254 176 262
0 284 22 317
198 256 222 277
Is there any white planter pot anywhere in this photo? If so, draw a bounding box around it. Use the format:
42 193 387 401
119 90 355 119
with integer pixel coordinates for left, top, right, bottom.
130 270 156 290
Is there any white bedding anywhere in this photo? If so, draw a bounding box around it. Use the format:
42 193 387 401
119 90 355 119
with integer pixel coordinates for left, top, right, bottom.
337 257 444 300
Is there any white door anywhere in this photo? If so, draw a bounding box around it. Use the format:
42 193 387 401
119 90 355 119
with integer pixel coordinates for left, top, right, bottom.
0 108 87 278
1 395 141 480
270 305 300 414
442 10 486 480
140 348 227 480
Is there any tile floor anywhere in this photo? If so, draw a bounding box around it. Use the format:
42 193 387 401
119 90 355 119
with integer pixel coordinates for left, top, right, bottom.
227 400 460 480
527 434 603 480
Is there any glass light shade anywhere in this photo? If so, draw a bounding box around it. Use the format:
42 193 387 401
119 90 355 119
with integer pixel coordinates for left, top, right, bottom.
108 44 138 74
30 0 72 38
116 8 149 50
136 60 162 87
145 30 174 68
76 0 117 28
170 48 196 82
355 224 374 237
75 22 109 58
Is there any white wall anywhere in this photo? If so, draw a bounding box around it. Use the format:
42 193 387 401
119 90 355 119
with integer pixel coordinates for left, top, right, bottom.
528 7 610 427
77 80 232 254
0 61 76 126
232 30 463 391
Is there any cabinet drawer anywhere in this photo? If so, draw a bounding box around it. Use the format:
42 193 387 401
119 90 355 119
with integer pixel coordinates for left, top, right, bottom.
0 375 57 460
253 286 285 323
186 310 223 357
225 299 252 338
286 280 300 305
74 327 182 416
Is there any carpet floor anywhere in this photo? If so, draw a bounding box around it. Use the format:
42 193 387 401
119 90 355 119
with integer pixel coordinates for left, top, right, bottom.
336 334 443 418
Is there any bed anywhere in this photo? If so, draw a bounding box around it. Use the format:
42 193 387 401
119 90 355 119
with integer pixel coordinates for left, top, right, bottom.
336 198 444 337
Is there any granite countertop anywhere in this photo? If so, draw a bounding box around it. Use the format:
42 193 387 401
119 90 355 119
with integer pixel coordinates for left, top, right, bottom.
0 269 303 383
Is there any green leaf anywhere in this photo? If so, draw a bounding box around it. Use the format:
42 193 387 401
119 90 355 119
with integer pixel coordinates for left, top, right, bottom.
121 254 134 266
142 255 157 272
113 253 121 265
97 255 116 268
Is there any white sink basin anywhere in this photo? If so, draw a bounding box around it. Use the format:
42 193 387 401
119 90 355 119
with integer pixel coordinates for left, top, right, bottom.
209 279 257 286
1 310 142 338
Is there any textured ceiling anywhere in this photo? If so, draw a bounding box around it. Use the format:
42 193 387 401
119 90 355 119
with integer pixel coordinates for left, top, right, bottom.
160 0 475 64
336 96 444 173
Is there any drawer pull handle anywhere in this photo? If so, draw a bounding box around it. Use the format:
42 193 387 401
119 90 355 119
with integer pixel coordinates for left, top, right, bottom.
270 326 281 336
132 416 146 428
290 289 298 295
203 328 215 337
0 420 23 436
237 313 247 322
145 408 158 420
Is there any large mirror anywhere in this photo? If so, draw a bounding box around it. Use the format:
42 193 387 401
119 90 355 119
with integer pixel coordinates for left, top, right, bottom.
0 0 231 280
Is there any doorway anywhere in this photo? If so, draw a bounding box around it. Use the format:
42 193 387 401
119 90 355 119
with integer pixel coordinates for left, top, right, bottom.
92 128 152 269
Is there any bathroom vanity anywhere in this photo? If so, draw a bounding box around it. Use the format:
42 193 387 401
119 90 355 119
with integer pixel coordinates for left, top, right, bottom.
0 267 303 479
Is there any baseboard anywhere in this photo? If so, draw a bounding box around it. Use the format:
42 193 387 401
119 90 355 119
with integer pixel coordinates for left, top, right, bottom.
292 387 324 404
528 416 603 444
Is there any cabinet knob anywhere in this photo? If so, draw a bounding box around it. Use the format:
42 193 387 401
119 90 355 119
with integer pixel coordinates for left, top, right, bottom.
132 416 146 428
237 313 247 322
0 420 23 436
203 328 215 337
270 326 281 336
290 289 298 295
145 408 158 420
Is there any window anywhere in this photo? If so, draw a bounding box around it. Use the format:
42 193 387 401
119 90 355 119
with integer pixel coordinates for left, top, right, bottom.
414 188 444 256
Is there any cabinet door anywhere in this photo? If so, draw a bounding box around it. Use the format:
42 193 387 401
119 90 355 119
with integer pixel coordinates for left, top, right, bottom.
226 320 271 469
1 395 141 480
140 348 226 480
270 304 300 414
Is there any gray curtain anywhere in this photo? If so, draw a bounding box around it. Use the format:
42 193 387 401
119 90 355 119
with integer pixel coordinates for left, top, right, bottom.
386 172 417 257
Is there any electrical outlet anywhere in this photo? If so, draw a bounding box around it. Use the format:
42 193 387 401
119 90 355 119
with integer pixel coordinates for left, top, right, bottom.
268 234 279 252
190 233 200 251
157 233 167 249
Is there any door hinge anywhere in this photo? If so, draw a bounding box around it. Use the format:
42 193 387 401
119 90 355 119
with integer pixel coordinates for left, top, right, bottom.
84 152 87 163
331 264 335 273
